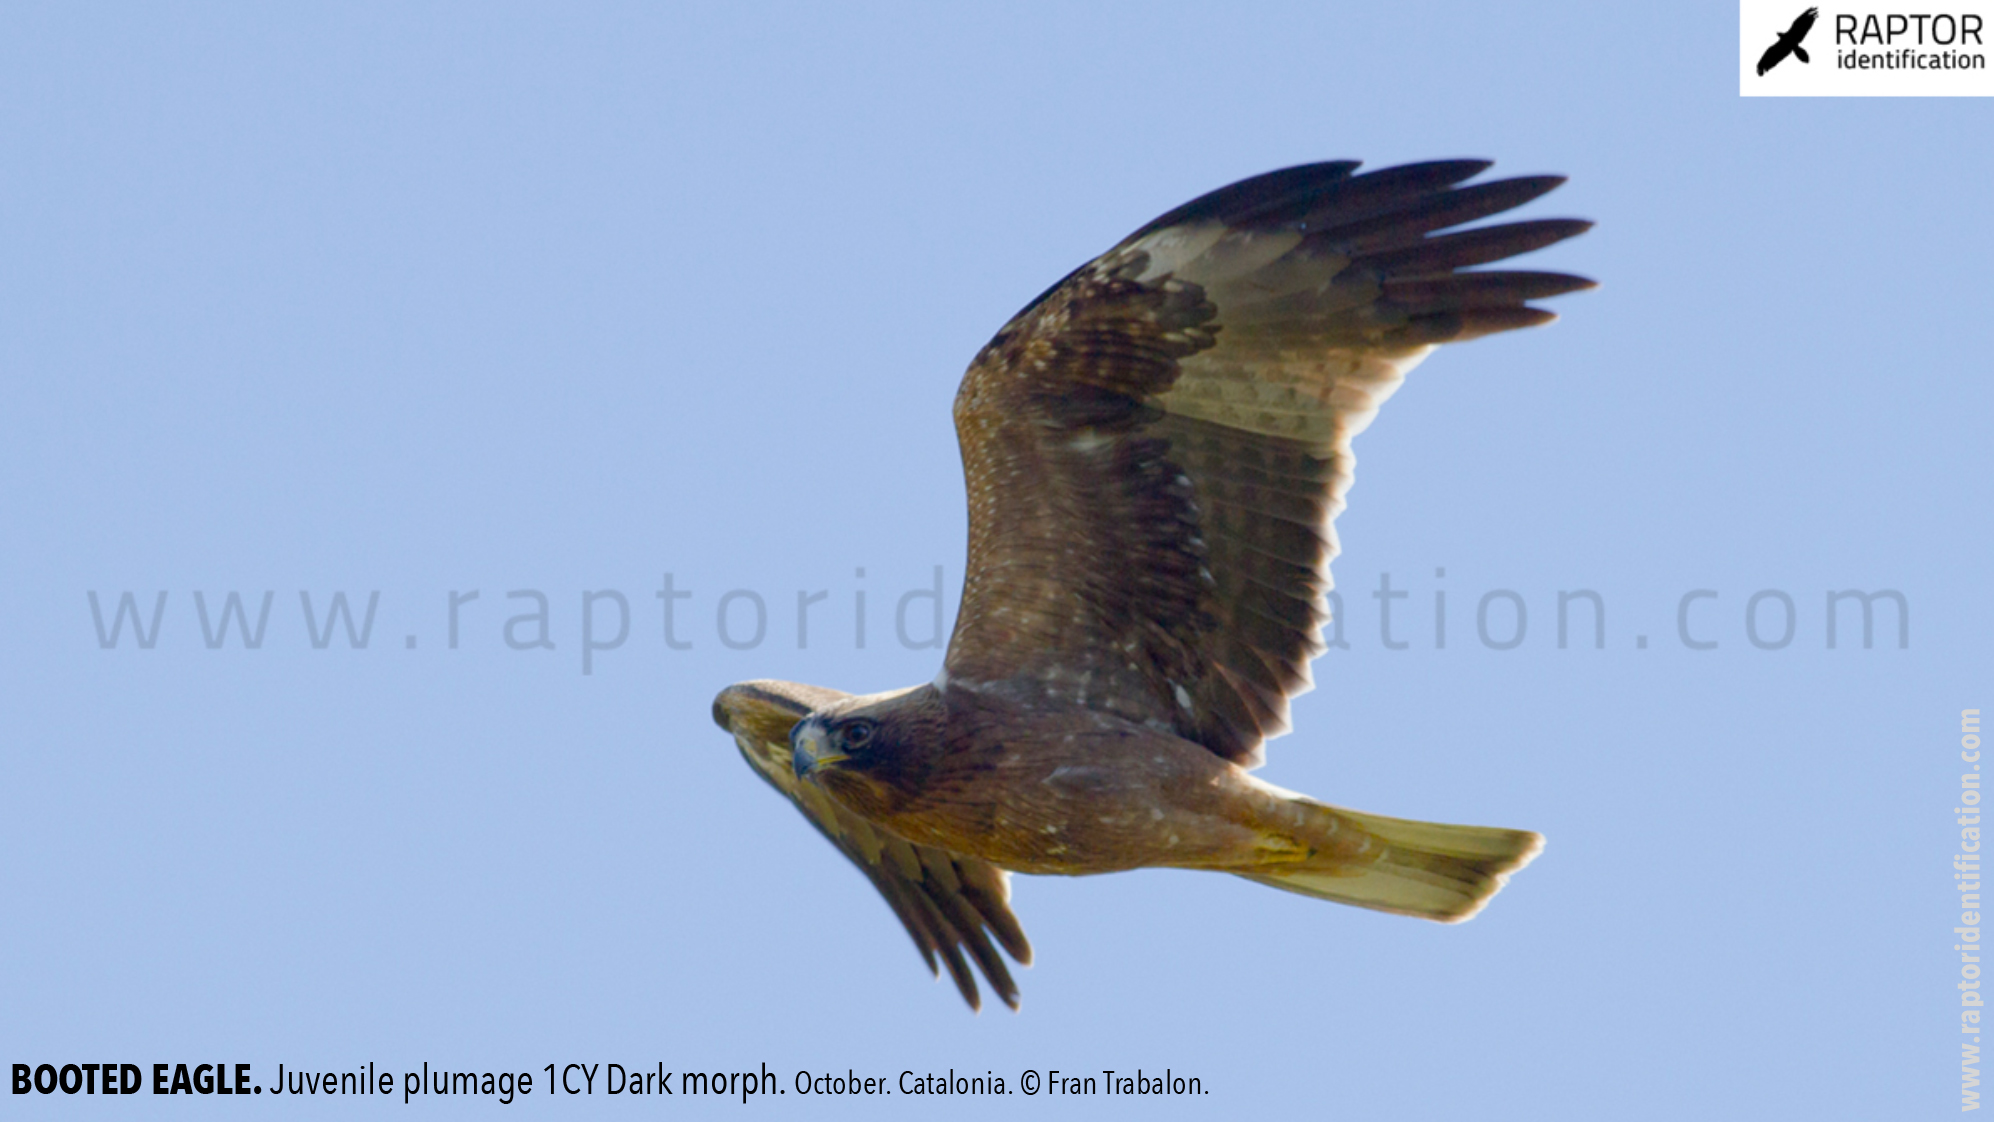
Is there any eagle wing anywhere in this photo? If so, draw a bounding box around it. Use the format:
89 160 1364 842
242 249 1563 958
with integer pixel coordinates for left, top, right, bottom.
942 160 1592 766
712 680 1032 1010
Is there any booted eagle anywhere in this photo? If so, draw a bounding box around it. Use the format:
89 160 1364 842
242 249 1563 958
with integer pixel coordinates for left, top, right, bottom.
714 160 1591 1011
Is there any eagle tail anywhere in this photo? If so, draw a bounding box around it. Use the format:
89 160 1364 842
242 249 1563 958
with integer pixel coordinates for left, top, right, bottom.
1234 803 1542 923
1794 45 1810 63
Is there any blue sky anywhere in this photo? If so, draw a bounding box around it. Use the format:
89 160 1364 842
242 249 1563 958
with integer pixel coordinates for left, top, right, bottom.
3 2 1988 1118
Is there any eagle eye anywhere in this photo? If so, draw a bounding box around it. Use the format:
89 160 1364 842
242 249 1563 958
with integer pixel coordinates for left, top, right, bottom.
841 720 878 750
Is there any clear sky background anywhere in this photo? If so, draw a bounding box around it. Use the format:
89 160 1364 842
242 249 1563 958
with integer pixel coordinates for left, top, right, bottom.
3 2 1987 1118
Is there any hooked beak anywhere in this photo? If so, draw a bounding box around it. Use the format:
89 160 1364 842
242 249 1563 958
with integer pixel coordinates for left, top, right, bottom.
791 718 848 780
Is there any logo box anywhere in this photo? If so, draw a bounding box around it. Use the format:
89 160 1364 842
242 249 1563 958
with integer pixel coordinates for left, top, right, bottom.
1741 0 1994 95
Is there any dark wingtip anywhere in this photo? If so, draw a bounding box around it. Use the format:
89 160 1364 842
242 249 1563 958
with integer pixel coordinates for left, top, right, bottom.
1346 158 1495 193
1362 218 1594 277
1502 174 1567 206
1124 159 1364 240
948 966 983 1012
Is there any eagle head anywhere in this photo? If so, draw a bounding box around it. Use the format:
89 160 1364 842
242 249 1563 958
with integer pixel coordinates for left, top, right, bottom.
789 713 869 778
789 685 943 812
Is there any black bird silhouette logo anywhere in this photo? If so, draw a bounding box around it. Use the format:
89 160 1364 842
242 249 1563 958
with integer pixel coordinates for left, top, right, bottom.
1758 7 1820 75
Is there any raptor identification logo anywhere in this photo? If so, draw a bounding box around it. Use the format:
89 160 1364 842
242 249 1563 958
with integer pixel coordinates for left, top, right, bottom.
1740 0 1994 93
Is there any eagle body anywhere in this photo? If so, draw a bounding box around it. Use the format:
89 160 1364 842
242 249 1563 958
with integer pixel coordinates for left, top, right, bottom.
712 159 1592 1010
797 683 1291 877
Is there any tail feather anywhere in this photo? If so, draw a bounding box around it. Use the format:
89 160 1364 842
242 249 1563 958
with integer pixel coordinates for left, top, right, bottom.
1236 803 1543 923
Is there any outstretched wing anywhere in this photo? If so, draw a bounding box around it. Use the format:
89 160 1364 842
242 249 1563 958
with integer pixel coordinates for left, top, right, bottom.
943 160 1592 767
712 680 1032 1010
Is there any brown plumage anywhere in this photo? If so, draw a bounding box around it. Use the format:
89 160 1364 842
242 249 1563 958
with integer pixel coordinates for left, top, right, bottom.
713 159 1591 1010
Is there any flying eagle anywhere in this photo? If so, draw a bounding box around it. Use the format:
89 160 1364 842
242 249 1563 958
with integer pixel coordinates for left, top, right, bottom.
714 159 1592 1010
1757 7 1819 75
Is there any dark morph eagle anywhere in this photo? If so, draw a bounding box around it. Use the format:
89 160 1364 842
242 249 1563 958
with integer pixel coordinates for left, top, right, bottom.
1758 7 1819 75
714 160 1592 1010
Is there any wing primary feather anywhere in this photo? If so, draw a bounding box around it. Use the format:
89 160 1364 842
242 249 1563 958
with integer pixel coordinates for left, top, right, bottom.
863 864 943 974
1382 271 1598 311
1362 218 1594 275
1283 159 1497 231
1400 305 1563 344
903 887 985 1011
918 851 1021 1010
1126 160 1364 239
956 865 1033 964
1309 175 1567 249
